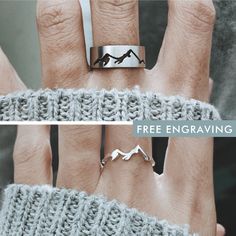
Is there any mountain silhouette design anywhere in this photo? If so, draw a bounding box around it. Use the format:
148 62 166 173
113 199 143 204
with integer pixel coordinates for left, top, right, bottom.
93 49 145 66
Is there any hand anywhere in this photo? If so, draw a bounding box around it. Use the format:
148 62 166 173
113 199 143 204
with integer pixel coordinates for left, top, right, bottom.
12 124 225 236
1 0 215 106
35 0 215 102
0 0 224 235
0 50 223 235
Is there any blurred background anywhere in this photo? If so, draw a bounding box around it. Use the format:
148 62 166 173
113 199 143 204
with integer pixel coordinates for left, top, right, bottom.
0 0 236 235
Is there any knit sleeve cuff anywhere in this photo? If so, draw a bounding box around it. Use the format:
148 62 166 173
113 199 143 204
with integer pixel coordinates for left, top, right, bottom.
0 184 196 236
0 88 220 121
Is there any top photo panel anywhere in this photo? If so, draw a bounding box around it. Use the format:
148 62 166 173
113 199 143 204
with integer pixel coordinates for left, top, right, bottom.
0 0 235 122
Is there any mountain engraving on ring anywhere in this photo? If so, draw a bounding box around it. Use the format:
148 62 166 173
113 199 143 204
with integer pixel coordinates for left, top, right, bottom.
93 49 145 66
102 145 155 167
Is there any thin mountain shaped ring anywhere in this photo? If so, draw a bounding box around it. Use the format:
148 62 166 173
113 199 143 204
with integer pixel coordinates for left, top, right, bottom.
90 45 146 68
102 145 155 167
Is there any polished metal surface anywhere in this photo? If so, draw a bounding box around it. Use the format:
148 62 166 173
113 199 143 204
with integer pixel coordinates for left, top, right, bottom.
90 45 146 68
102 145 155 167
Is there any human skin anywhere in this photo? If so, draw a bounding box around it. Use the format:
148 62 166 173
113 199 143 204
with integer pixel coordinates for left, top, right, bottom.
0 0 226 235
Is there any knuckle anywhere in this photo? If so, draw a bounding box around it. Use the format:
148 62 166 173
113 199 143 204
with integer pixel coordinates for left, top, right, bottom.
60 157 99 176
177 1 216 31
37 2 80 38
43 60 74 87
100 0 136 8
47 58 82 86
14 138 51 167
60 126 99 149
96 0 137 18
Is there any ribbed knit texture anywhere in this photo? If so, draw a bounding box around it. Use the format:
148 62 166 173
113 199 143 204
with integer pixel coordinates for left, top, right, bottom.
0 184 197 236
0 88 220 121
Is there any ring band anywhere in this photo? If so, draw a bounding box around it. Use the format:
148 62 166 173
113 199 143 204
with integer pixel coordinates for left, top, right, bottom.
90 45 146 69
102 145 155 167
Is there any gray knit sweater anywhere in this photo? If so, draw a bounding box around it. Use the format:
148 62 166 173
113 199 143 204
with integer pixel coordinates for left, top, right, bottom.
0 88 220 121
0 184 197 236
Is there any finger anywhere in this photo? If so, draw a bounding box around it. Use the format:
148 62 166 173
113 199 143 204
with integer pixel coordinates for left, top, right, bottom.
37 0 89 88
98 126 156 212
164 138 216 235
91 0 139 46
37 0 102 191
56 126 101 193
0 48 26 94
90 0 144 88
14 126 52 185
0 49 52 185
91 1 154 206
164 138 214 199
155 0 216 101
216 224 225 236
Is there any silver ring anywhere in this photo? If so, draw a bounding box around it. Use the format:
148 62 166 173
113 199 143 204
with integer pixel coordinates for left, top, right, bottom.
90 45 146 69
102 145 155 167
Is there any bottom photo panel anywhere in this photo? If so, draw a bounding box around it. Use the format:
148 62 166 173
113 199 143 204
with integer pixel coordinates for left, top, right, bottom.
0 125 235 236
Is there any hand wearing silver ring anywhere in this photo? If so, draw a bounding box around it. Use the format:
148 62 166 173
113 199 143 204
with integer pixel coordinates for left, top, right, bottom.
91 45 145 68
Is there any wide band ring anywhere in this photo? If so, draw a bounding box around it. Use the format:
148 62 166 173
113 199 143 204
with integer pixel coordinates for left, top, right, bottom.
102 145 155 167
90 45 146 69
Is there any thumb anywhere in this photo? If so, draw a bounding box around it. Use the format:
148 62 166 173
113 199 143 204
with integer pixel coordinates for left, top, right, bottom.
216 224 226 236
